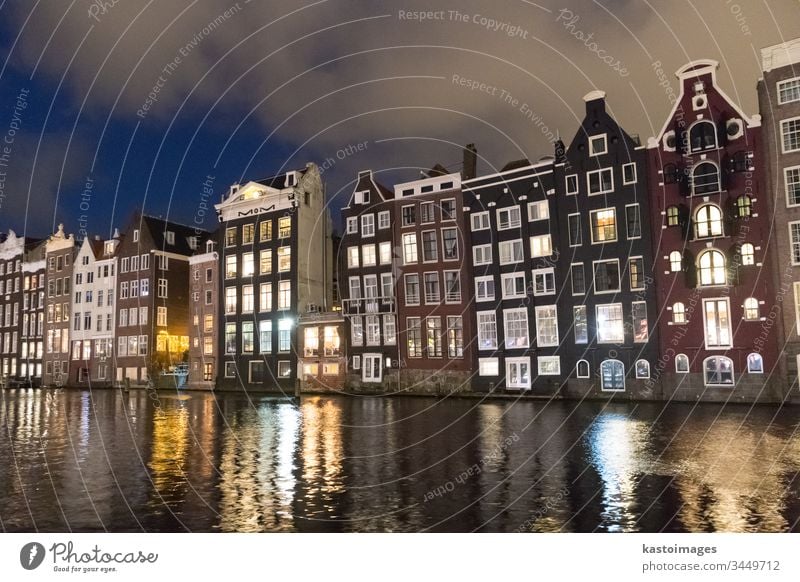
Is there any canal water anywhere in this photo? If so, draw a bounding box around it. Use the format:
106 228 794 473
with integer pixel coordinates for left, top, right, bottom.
1 388 799 532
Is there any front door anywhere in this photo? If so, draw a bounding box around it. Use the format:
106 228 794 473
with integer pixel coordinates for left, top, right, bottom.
362 354 382 383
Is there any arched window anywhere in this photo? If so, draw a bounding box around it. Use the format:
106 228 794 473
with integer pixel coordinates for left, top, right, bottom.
576 359 590 378
666 206 680 226
741 243 755 266
673 302 686 323
692 161 721 195
675 354 690 373
736 195 752 217
698 250 726 286
704 356 734 386
600 359 625 391
635 359 650 379
694 204 723 238
689 120 718 152
669 251 683 272
744 297 760 320
747 353 764 374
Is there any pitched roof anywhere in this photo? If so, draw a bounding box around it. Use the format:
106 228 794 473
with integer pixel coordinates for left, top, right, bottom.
141 215 208 256
255 167 308 190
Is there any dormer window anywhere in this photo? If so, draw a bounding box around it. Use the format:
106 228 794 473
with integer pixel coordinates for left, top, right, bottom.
589 134 607 156
354 190 370 205
165 231 175 245
286 172 297 187
104 242 114 255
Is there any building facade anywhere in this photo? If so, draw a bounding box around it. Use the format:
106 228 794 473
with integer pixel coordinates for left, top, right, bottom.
187 238 218 389
340 170 398 389
758 38 800 395
463 162 559 392
43 225 75 386
114 215 195 386
69 232 120 387
557 91 659 398
298 312 346 392
647 60 780 401
214 163 330 391
0 231 24 385
21 239 46 385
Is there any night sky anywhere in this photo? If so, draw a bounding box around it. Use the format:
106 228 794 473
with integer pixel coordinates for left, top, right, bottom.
1 0 799 240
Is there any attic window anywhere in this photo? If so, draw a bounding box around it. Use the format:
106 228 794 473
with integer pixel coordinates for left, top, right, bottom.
354 190 370 205
589 134 607 156
188 236 197 250
165 231 175 245
420 185 434 193
206 240 214 253
105 242 114 255
286 172 297 187
133 229 139 242
440 182 454 190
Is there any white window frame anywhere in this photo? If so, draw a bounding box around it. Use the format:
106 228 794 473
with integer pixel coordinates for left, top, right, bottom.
527 200 549 222
505 357 531 390
780 116 800 153
531 267 555 296
703 356 735 387
600 359 625 392
475 276 495 302
635 359 650 379
778 76 800 105
534 305 559 347
589 134 607 156
478 358 499 376
794 282 800 334
537 356 561 376
702 297 733 349
596 303 624 344
471 211 490 231
790 221 800 265
346 217 358 234
592 258 621 294
747 353 764 374
529 234 552 258
622 162 637 185
625 203 642 240
587 167 614 196
496 206 521 231
675 354 690 373
503 307 529 349
590 207 617 244
347 246 360 269
501 272 526 299
379 241 392 265
573 305 588 344
477 311 498 351
576 359 590 378
361 214 375 237
499 239 523 265
565 174 579 195
629 256 645 291
378 211 391 229
570 263 585 296
473 244 492 266
632 301 649 343
567 213 581 247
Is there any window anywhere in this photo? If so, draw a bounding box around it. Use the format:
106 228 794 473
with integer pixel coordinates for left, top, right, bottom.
362 244 377 267
404 274 420 305
695 204 723 238
666 206 680 226
157 279 167 298
225 255 237 279
573 306 588 344
402 233 418 264
529 234 552 258
675 353 689 373
532 267 555 296
527 200 548 221
778 77 800 104
363 275 379 302
378 211 390 229
446 316 463 358
781 117 800 153
354 190 369 204
277 247 291 272
241 252 255 277
497 206 521 230
698 250 726 286
672 302 686 323
407 317 422 357
444 271 461 302
503 308 529 348
744 297 760 320
352 355 361 370
565 174 578 195
477 311 498 350
587 167 613 195
475 276 495 302
535 305 558 347
704 356 734 386
538 356 560 376
792 222 800 264
277 361 291 378
736 195 752 217
625 204 641 239
242 224 255 244
225 228 236 247
692 162 720 195
571 263 585 295
499 240 523 264
568 214 581 246
635 360 650 379
479 358 499 376
589 134 607 156
260 220 273 241
669 251 683 272
424 273 440 304
420 202 435 223
600 360 625 391
747 353 764 374
351 316 363 346
426 317 442 357
784 167 800 209
471 212 490 231
703 298 732 348
383 315 396 346
421 231 438 262
346 217 358 234
240 285 254 313
240 321 254 354
590 208 616 243
596 303 624 343
379 241 392 265
441 228 459 260
278 280 291 310
632 301 648 342
347 246 359 269
365 315 380 346
278 319 292 352
259 283 272 312
361 214 375 237
689 120 718 151
740 243 755 266
505 357 530 390
381 273 393 302
501 272 526 299
576 360 590 378
473 244 492 265
402 205 415 226
622 163 637 184
593 259 620 293
628 257 645 290
278 217 291 238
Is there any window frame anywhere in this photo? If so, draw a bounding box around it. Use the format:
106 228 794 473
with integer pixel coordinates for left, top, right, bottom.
780 116 800 154
587 167 614 196
589 134 607 156
589 207 617 244
592 258 621 294
778 76 800 105
471 211 490 231
595 302 624 344
534 305 559 347
703 355 735 387
600 359 625 392
537 356 561 376
622 162 637 185
474 275 495 302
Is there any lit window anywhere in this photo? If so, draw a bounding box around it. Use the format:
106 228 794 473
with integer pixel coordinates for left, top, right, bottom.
351 316 363 346
361 214 375 237
260 283 272 312
499 240 523 264
736 195 753 217
791 222 800 264
447 316 463 358
242 224 255 244
278 319 292 352
505 357 530 390
590 208 617 243
225 287 237 314
260 220 273 241
632 301 648 342
406 317 422 357
695 204 723 238
573 306 588 344
503 308 529 349
698 250 726 286
260 249 272 274
527 200 549 221
348 246 359 269
402 233 418 264
538 356 560 376
704 298 732 348
426 317 442 357
629 257 645 290
278 217 291 238
529 234 552 258
362 244 377 267
242 285 254 313
747 353 764 374
225 255 237 279
379 241 392 265
477 311 498 350
600 360 625 391
744 297 759 320
479 358 499 376
596 303 624 343
242 322 254 353
535 305 558 347
225 228 236 247
242 252 255 277
666 206 680 226
704 356 734 386
741 243 755 266
278 247 291 272
672 302 686 323
278 281 291 310
669 251 683 272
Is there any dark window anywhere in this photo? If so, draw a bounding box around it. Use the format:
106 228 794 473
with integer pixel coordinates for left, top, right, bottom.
626 204 641 239
571 264 586 294
440 200 456 220
402 206 416 226
594 261 620 293
689 121 718 152
692 162 720 195
629 257 645 290
568 214 581 246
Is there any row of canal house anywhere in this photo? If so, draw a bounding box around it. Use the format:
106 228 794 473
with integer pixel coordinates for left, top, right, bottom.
339 59 784 401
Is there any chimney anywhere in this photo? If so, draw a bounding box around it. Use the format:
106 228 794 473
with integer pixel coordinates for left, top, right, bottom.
583 90 606 115
462 143 477 181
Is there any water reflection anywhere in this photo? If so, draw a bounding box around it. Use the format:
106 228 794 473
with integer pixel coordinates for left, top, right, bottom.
1 391 800 532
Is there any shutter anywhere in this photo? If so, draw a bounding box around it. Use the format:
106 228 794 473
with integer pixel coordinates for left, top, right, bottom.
724 196 737 238
679 204 692 240
677 165 690 197
683 249 697 288
727 243 740 286
718 119 728 148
